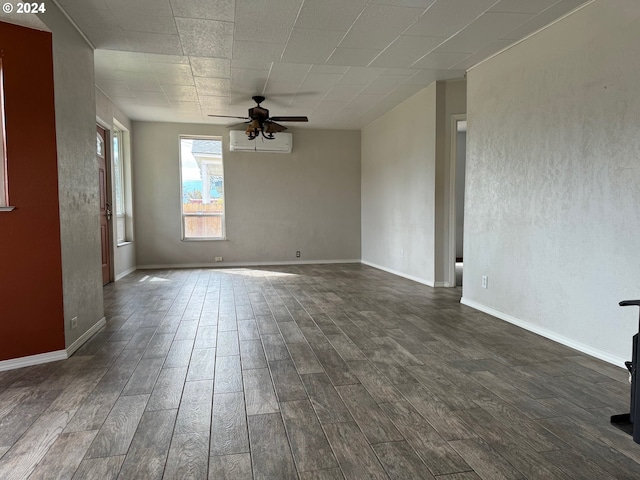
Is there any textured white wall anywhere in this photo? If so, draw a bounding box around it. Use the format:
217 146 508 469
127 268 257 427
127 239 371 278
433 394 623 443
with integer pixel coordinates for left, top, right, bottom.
132 123 361 266
464 0 640 364
41 5 104 348
361 84 438 285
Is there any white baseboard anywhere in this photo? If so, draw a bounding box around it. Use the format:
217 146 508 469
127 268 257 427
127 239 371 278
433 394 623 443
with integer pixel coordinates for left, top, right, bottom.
0 350 68 372
137 259 361 270
66 317 107 357
460 297 627 368
434 281 453 288
361 260 435 287
115 266 137 281
0 316 107 372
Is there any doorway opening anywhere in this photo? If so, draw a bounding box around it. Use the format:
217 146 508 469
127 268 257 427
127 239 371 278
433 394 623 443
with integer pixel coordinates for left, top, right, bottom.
449 115 466 288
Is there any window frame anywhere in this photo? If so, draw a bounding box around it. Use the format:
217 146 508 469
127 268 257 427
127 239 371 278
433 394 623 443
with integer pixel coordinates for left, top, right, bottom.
179 135 226 241
112 119 133 244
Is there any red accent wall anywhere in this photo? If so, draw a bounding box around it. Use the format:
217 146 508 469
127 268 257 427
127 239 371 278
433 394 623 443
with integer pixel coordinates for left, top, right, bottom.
0 22 65 361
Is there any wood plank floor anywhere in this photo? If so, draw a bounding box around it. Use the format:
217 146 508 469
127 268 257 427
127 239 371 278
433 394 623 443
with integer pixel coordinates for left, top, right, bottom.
0 264 637 479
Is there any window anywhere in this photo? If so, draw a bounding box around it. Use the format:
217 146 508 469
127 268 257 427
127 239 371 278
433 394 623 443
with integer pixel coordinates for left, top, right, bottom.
180 136 225 240
112 121 132 243
0 59 12 211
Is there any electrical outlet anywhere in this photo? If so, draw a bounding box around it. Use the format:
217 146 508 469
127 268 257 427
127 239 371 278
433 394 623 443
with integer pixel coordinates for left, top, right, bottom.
482 275 488 289
296 251 301 258
214 256 223 262
71 316 77 329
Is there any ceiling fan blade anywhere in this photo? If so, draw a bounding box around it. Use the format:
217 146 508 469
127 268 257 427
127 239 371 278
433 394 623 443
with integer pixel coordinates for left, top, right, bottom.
270 116 309 122
208 115 250 119
264 122 287 134
227 122 250 129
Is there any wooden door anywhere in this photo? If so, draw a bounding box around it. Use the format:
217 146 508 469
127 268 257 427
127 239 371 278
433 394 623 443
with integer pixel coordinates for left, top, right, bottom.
97 125 111 285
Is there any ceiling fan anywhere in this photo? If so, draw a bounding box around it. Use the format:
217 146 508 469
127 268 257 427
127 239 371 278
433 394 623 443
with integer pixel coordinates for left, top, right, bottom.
208 95 308 140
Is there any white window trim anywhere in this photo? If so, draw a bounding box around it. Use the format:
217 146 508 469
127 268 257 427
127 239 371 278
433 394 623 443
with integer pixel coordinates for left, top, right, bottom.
179 135 226 241
113 119 133 243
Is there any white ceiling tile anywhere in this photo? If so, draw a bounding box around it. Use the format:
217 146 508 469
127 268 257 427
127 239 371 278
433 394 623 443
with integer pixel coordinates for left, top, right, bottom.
230 68 269 96
110 10 177 35
122 31 183 55
190 57 231 78
323 84 364 102
336 67 385 86
86 29 131 50
489 0 559 14
342 94 384 112
283 107 313 117
95 50 150 72
234 0 303 44
382 67 420 76
434 12 533 52
97 80 136 98
162 85 199 102
294 0 367 31
368 0 436 7
361 74 408 94
403 68 439 85
58 0 109 9
199 95 230 112
170 0 235 22
267 63 312 84
169 101 203 114
263 83 304 99
150 63 194 85
287 93 326 108
309 65 350 74
133 91 170 107
327 48 380 67
232 41 285 65
405 0 499 38
369 35 445 68
122 72 163 91
145 53 190 64
324 84 363 103
504 0 590 39
449 39 513 70
313 101 346 116
231 59 275 70
411 52 471 69
339 4 425 50
176 18 233 57
301 73 344 92
195 77 231 96
59 6 120 31
106 0 174 17
281 28 345 64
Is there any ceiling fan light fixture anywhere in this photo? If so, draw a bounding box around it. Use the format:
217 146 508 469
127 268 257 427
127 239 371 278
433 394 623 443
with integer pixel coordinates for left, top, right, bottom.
210 96 309 141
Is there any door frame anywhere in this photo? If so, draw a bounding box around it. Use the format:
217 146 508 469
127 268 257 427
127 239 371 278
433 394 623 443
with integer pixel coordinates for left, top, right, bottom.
97 120 114 284
448 114 466 287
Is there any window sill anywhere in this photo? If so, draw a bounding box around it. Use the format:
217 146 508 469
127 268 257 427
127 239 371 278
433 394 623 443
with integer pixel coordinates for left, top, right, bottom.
182 237 227 242
117 241 133 247
0 206 15 212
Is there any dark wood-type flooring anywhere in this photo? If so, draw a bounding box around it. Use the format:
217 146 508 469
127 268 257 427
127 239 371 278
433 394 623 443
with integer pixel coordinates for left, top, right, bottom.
0 264 637 479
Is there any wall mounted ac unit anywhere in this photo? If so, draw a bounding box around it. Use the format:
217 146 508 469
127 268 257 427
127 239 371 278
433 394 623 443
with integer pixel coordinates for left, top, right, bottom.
229 130 292 153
